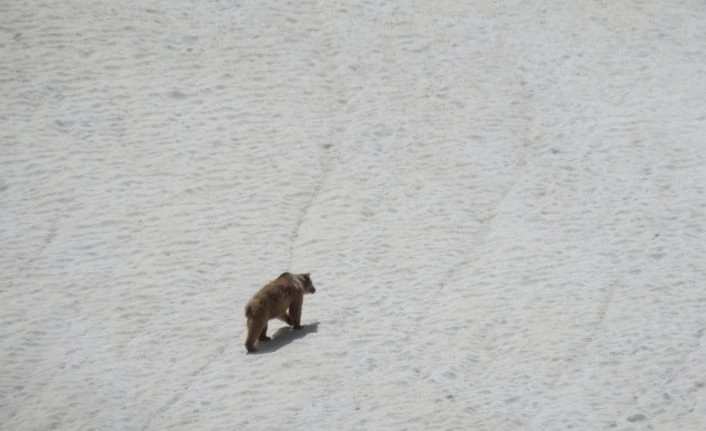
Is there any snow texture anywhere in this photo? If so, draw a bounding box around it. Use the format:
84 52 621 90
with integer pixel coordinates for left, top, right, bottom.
2 0 706 430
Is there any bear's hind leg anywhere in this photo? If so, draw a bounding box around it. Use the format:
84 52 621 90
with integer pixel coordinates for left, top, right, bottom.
259 323 271 341
245 317 267 353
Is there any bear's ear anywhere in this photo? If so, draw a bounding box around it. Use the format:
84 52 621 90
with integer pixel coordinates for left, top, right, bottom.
279 271 291 279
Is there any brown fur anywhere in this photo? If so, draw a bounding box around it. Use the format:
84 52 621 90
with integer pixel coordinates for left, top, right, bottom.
244 272 316 353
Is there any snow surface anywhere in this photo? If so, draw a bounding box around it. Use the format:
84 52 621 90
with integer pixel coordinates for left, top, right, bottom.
2 0 706 430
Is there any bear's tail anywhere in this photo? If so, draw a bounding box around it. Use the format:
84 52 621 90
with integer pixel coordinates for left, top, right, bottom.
245 304 254 318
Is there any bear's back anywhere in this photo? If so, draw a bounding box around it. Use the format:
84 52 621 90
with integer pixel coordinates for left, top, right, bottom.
247 277 299 317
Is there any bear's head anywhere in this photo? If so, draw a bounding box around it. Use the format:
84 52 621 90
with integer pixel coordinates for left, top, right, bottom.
300 273 316 294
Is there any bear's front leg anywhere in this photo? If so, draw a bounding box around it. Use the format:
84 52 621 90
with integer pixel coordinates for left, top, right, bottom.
289 297 303 330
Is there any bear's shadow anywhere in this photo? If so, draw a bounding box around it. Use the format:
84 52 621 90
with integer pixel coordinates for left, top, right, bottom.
251 322 319 354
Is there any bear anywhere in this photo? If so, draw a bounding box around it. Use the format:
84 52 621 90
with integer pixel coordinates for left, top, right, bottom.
244 272 316 353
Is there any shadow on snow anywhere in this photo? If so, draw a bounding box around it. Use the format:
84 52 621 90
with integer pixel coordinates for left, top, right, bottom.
248 321 320 354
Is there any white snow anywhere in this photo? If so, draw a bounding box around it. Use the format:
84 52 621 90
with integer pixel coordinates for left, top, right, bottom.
2 0 706 430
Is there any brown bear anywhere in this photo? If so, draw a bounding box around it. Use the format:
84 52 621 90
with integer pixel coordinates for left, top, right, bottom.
244 272 316 353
